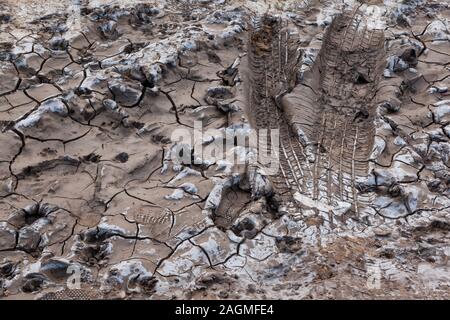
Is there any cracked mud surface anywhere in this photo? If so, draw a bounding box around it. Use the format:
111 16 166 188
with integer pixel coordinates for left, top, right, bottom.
1 0 450 299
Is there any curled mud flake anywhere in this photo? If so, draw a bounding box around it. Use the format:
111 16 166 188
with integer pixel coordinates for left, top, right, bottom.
101 260 156 295
17 226 42 253
103 99 118 110
108 80 143 107
114 152 129 163
0 222 16 251
0 261 17 279
74 241 112 266
370 136 387 160
275 236 302 254
15 98 68 130
22 273 47 293
178 182 199 194
247 166 273 199
132 274 158 295
217 57 240 86
131 4 160 26
379 98 402 113
204 175 241 214
81 226 125 244
424 19 450 41
98 20 121 40
231 215 257 239
400 48 418 67
386 55 409 73
164 188 185 200
204 86 235 105
388 183 404 198
396 14 411 28
431 100 450 124
40 259 70 282
49 37 69 51
169 167 202 185
428 86 448 94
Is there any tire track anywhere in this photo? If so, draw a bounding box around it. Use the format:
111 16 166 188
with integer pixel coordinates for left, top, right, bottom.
248 10 385 218
248 15 302 204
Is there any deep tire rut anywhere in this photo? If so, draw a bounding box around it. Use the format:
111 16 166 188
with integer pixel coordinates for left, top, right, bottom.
248 9 385 216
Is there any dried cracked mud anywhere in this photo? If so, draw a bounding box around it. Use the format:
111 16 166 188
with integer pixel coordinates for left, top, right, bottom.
1 0 450 300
